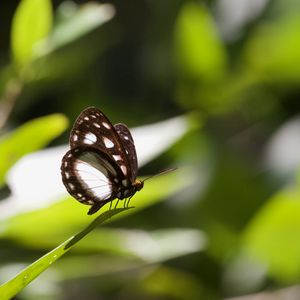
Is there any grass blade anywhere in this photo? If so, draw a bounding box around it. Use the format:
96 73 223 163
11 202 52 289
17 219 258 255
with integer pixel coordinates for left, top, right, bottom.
0 207 130 299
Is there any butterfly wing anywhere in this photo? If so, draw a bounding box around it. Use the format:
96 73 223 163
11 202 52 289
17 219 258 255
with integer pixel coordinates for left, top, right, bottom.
114 123 138 181
61 107 141 214
69 107 133 179
61 147 126 212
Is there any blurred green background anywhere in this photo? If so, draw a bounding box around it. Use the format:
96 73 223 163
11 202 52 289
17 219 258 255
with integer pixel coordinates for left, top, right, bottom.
1 0 300 299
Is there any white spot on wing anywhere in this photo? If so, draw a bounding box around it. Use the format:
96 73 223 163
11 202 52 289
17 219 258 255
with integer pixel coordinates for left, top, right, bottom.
94 123 101 128
113 155 122 161
124 136 129 140
73 135 78 142
68 183 75 190
84 133 97 144
84 116 89 120
79 152 117 177
120 165 127 175
74 161 112 200
102 122 111 129
122 179 128 186
103 137 114 148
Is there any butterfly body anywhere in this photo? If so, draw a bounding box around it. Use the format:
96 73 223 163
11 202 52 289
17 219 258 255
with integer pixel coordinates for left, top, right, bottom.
61 107 143 215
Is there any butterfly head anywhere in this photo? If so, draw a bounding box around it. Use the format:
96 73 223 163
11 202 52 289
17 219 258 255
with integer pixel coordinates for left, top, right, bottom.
133 179 144 191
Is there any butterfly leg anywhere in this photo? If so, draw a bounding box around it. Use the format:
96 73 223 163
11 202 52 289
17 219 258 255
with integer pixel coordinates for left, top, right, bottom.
114 199 120 209
126 195 133 207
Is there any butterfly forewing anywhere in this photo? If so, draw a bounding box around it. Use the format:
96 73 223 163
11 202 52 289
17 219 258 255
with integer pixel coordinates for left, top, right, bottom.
114 123 138 181
69 107 133 179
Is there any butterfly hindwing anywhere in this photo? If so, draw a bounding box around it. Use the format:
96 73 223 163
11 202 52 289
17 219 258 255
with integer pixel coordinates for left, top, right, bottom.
114 123 138 181
61 147 126 206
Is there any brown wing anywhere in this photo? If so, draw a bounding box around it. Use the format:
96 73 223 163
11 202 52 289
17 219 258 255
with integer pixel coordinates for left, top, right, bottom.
69 107 132 179
114 123 138 181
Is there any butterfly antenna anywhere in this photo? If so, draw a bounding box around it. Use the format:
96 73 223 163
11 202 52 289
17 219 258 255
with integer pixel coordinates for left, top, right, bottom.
142 167 178 182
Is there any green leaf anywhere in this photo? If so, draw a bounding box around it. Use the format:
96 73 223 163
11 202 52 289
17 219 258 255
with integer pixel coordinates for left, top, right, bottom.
140 266 202 300
11 0 52 66
0 208 129 300
243 13 300 82
46 2 115 53
242 187 300 282
28 228 204 293
1 168 192 248
56 228 205 269
0 114 68 186
174 2 227 81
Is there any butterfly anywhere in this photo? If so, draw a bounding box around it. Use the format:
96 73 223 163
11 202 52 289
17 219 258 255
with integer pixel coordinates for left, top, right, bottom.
61 107 144 215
